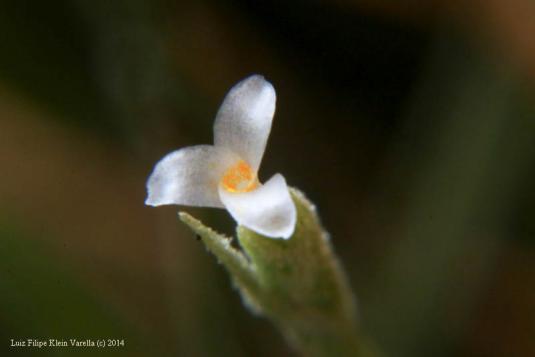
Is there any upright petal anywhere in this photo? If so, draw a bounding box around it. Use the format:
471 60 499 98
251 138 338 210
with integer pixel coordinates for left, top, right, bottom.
146 145 238 208
213 74 276 172
218 174 296 239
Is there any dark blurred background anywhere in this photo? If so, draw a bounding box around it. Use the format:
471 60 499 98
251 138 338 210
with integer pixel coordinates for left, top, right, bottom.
1 1 534 356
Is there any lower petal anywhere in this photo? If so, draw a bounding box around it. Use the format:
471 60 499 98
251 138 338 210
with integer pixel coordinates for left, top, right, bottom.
218 174 296 239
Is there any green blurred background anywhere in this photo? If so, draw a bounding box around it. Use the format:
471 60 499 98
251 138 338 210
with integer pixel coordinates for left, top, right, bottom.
1 1 534 356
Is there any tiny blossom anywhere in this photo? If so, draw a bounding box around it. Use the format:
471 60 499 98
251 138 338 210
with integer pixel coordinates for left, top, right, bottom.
145 75 296 239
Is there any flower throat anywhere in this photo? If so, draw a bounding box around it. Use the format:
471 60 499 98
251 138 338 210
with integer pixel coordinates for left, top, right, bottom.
221 160 259 193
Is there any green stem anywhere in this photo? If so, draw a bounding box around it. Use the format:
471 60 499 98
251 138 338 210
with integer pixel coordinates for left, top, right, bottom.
275 313 379 357
180 189 382 357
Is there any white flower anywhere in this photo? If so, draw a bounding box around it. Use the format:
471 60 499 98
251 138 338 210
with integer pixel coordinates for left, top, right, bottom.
145 75 296 239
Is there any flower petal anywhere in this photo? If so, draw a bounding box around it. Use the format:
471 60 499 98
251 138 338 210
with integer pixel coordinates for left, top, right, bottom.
213 74 276 172
146 145 238 208
218 174 296 239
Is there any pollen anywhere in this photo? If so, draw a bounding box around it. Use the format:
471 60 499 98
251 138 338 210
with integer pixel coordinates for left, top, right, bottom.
221 160 259 193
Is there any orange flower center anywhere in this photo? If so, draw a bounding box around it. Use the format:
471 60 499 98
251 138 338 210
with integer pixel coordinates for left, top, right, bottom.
220 160 259 193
